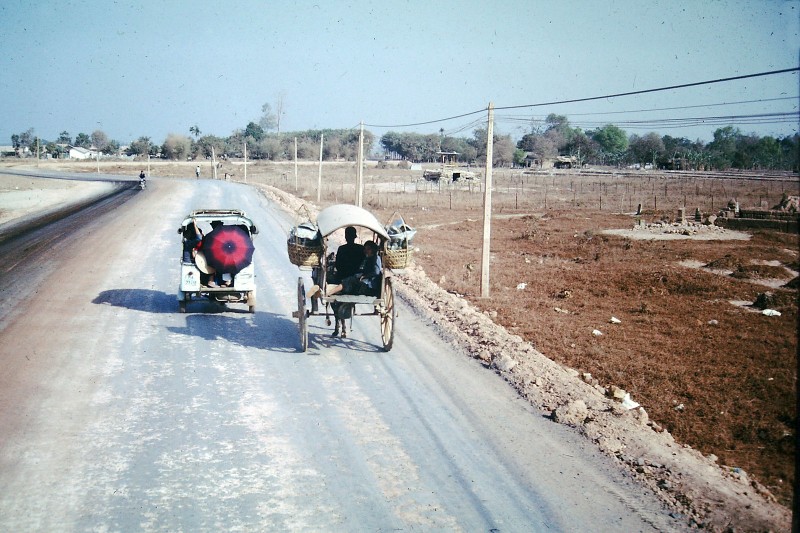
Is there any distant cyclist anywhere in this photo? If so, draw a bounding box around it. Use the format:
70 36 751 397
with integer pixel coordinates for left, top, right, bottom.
139 170 147 189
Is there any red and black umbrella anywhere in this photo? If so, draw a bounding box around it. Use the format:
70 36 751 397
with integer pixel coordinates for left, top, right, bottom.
201 225 255 274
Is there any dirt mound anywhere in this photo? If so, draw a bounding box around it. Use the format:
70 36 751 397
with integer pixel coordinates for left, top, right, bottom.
704 254 742 270
731 263 794 281
753 290 798 311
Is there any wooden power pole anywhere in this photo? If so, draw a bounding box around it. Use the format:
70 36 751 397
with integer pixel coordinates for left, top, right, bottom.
480 102 494 298
317 133 324 203
356 122 364 207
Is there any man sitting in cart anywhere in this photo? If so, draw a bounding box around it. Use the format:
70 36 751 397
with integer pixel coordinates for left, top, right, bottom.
309 240 382 304
328 226 365 337
332 227 364 282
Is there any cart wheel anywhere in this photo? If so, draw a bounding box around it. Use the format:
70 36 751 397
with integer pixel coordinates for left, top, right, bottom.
380 278 396 351
247 291 256 314
297 277 308 352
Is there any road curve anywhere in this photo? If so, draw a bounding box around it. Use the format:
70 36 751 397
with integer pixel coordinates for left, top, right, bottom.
0 177 683 531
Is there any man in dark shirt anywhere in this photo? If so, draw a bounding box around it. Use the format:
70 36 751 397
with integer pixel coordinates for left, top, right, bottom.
332 226 364 282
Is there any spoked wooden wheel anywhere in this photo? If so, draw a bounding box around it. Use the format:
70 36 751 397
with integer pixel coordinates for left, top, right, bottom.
380 278 395 351
297 277 308 352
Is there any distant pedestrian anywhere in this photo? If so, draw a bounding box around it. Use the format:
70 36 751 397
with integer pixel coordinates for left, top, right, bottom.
195 165 200 179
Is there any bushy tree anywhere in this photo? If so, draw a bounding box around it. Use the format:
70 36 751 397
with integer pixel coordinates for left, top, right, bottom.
470 128 515 167
193 135 226 159
12 128 34 152
244 122 265 142
58 131 71 144
127 136 152 156
102 139 120 156
91 130 109 151
74 132 91 148
253 136 282 160
45 142 64 158
589 124 628 156
706 126 740 170
161 133 192 160
517 133 558 162
564 129 598 165
628 132 664 166
778 134 799 171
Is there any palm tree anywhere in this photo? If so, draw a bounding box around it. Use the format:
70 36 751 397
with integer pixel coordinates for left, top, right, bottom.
190 125 201 139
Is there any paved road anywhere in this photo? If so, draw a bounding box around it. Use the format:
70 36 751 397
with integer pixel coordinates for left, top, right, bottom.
0 177 682 531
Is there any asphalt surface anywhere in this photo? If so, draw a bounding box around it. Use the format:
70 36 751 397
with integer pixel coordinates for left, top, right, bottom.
0 177 682 531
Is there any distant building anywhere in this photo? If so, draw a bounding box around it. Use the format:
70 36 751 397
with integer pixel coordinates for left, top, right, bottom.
68 146 96 159
523 153 578 169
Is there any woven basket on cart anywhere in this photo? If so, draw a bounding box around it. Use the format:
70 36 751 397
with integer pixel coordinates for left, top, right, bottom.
287 241 324 267
383 247 411 269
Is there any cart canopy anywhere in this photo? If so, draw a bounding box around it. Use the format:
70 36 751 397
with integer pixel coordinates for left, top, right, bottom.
316 204 389 240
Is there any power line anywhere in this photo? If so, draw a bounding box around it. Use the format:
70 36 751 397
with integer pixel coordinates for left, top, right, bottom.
496 111 799 131
364 67 799 129
496 96 799 120
495 68 800 111
364 108 486 129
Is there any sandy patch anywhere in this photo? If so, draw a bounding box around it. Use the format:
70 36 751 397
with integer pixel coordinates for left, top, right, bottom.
0 175 115 226
603 222 751 241
678 258 798 289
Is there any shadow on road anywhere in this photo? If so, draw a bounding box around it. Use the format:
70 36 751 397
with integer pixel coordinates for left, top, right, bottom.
93 288 299 352
167 312 300 353
93 288 177 313
305 320 384 354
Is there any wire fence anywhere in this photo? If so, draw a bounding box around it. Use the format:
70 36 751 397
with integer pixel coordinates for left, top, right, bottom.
250 162 799 217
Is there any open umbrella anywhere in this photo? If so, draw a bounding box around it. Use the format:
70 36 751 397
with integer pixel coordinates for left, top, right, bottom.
201 225 255 274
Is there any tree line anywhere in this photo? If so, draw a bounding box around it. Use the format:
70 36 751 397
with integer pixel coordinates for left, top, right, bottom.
7 124 373 163
381 114 798 171
7 111 798 171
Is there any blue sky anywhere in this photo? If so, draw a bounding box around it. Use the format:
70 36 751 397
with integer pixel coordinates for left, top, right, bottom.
1 0 797 145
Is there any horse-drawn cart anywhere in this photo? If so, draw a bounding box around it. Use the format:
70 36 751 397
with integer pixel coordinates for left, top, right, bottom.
288 204 412 352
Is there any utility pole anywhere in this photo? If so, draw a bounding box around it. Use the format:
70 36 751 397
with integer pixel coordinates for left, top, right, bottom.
356 121 364 207
480 102 494 299
243 142 247 183
211 146 217 180
317 133 324 203
294 137 298 191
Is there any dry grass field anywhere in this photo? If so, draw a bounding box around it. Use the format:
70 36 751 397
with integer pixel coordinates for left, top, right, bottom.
17 157 799 507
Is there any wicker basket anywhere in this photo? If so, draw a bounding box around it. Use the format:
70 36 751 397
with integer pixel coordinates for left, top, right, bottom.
383 247 411 269
287 241 324 267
